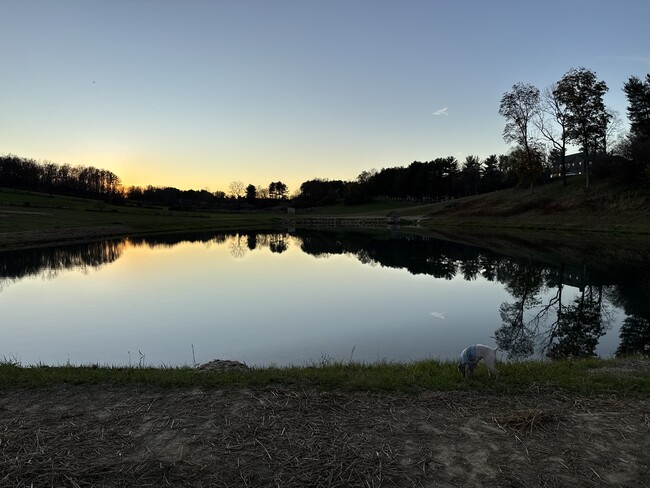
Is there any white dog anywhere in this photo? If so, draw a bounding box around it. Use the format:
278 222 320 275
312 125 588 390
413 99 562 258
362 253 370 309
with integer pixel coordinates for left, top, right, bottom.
458 344 499 378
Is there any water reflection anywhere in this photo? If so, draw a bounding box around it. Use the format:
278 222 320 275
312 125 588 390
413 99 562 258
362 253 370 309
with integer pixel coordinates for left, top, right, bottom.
0 231 291 286
0 240 126 288
293 229 650 358
1 229 649 361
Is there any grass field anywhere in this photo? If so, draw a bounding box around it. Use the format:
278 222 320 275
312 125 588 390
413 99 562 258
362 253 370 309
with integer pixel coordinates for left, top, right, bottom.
0 188 282 250
3 176 650 238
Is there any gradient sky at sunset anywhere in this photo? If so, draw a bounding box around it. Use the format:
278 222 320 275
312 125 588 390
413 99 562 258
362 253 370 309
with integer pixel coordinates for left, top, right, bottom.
2 0 649 193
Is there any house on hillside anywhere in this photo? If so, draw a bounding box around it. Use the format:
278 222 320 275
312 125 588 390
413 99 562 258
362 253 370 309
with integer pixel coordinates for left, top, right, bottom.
550 152 592 179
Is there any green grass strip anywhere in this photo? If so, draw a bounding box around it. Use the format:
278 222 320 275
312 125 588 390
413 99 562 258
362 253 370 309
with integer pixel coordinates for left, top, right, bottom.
1 357 648 397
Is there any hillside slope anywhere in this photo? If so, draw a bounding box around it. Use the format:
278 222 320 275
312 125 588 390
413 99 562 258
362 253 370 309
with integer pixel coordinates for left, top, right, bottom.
418 177 650 234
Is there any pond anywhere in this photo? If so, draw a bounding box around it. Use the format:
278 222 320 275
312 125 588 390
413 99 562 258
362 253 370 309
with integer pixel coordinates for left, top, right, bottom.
1 229 649 367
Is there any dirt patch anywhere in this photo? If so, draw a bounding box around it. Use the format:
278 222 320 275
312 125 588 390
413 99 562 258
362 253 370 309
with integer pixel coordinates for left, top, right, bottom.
0 385 648 487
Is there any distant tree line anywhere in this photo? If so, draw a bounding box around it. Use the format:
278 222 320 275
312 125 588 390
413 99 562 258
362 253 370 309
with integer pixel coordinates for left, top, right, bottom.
0 150 526 208
347 154 513 204
291 154 515 208
0 155 122 201
0 154 293 210
124 180 291 210
125 185 224 209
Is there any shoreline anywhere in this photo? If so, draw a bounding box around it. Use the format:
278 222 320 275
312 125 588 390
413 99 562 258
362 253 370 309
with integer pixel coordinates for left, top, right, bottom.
3 212 650 253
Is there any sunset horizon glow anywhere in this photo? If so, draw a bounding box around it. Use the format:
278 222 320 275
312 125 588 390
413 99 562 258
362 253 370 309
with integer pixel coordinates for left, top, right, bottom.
2 1 648 194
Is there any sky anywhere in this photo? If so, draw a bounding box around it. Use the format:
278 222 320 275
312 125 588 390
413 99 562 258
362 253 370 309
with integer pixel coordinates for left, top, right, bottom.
2 1 649 194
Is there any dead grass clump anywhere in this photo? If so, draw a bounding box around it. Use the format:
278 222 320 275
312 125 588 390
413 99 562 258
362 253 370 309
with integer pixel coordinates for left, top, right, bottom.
494 408 563 434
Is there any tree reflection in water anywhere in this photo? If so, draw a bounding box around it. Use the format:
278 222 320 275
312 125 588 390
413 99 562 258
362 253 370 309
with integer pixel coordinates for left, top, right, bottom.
0 240 126 290
293 229 649 359
495 264 613 359
1 229 648 358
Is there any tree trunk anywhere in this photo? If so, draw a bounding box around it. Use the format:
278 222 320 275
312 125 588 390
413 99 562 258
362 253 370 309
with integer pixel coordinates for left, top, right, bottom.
561 140 567 186
583 140 590 191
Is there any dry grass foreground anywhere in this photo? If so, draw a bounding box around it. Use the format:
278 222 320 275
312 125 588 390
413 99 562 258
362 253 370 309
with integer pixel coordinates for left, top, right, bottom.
0 385 648 487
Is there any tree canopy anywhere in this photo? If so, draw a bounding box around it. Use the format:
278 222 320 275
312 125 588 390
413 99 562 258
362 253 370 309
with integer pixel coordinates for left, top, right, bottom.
623 74 650 140
554 68 609 188
499 83 544 190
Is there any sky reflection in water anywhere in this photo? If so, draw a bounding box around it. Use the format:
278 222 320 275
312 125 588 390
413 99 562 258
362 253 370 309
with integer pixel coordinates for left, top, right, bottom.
0 232 642 366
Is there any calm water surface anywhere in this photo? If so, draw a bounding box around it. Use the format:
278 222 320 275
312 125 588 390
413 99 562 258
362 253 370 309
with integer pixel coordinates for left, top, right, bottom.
1 230 648 366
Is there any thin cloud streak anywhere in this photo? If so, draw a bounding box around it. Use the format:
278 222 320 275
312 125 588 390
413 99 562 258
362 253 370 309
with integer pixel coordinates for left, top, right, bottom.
432 107 449 116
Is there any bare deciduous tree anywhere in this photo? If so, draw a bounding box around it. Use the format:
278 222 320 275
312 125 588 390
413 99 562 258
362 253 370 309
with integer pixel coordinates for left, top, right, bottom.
499 82 542 191
228 180 245 198
534 84 570 185
499 82 540 154
256 185 269 199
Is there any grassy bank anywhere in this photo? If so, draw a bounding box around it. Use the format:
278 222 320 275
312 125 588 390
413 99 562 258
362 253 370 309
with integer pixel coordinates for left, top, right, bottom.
4 177 650 232
0 188 282 250
3 177 650 252
1 357 648 396
0 188 279 233
418 176 650 235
